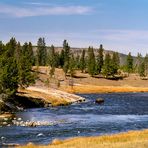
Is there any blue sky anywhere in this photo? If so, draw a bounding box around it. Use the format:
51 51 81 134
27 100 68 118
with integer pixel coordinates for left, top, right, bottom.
0 0 148 55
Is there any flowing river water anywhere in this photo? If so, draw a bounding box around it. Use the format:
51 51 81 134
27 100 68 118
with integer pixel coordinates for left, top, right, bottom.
0 93 148 146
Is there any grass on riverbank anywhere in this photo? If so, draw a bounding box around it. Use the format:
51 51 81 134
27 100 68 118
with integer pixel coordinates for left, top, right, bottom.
18 129 148 148
61 85 148 94
33 67 148 94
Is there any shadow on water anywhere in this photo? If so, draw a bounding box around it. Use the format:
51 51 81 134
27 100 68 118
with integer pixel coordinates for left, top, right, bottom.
0 93 148 145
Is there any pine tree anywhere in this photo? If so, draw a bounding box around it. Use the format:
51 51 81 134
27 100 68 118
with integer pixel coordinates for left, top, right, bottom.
136 53 143 74
63 40 70 63
63 61 69 78
0 57 18 96
49 45 55 67
59 49 65 68
36 37 47 66
126 52 133 74
63 40 71 77
48 45 56 77
0 41 5 55
15 42 21 63
5 37 17 57
0 39 35 98
0 38 19 97
87 47 96 76
54 52 60 68
75 54 80 69
28 42 35 65
102 53 112 78
0 41 2 50
144 54 148 76
69 54 75 77
18 42 35 88
80 49 86 73
112 52 120 75
97 44 104 74
22 42 28 55
135 53 146 77
102 52 119 78
139 61 145 77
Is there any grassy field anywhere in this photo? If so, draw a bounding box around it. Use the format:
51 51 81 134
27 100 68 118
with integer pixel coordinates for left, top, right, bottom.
18 129 148 148
33 67 148 94
61 85 148 93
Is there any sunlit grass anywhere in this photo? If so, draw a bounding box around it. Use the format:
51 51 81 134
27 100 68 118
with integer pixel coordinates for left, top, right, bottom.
18 129 148 148
61 85 148 94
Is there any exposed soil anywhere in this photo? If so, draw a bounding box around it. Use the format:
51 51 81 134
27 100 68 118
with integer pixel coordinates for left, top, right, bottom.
33 66 148 93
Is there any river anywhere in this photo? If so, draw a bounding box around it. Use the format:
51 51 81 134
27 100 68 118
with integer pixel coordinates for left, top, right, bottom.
0 93 148 145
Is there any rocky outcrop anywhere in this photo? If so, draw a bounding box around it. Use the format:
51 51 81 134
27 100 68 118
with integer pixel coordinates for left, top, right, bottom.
19 86 86 107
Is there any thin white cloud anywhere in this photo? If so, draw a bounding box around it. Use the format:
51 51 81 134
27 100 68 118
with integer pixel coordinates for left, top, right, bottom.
24 2 54 7
92 29 148 55
94 29 148 42
26 2 46 5
0 4 92 18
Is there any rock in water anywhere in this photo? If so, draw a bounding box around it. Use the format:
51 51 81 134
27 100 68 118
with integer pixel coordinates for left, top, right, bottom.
95 98 104 104
1 136 6 143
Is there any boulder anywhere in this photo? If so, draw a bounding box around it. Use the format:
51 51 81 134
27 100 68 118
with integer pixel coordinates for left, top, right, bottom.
95 98 104 104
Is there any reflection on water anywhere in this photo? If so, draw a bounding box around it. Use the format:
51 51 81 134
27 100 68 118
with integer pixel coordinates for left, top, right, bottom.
0 93 148 145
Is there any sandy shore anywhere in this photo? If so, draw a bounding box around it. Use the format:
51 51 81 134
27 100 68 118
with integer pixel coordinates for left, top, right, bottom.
18 129 148 148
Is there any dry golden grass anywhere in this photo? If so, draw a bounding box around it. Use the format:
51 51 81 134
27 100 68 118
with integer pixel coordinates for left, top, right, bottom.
32 66 148 93
18 129 148 148
61 85 148 94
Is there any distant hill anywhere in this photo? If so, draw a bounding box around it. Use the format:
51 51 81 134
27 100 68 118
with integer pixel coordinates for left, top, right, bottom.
33 46 137 66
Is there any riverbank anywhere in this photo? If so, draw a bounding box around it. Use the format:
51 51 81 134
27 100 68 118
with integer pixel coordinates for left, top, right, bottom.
18 86 85 107
61 85 148 93
0 88 85 120
18 129 148 148
0 113 14 119
1 65 148 119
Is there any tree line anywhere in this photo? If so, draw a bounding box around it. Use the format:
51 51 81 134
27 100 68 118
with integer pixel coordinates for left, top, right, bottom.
36 39 121 78
36 38 148 78
0 37 148 98
0 38 35 99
